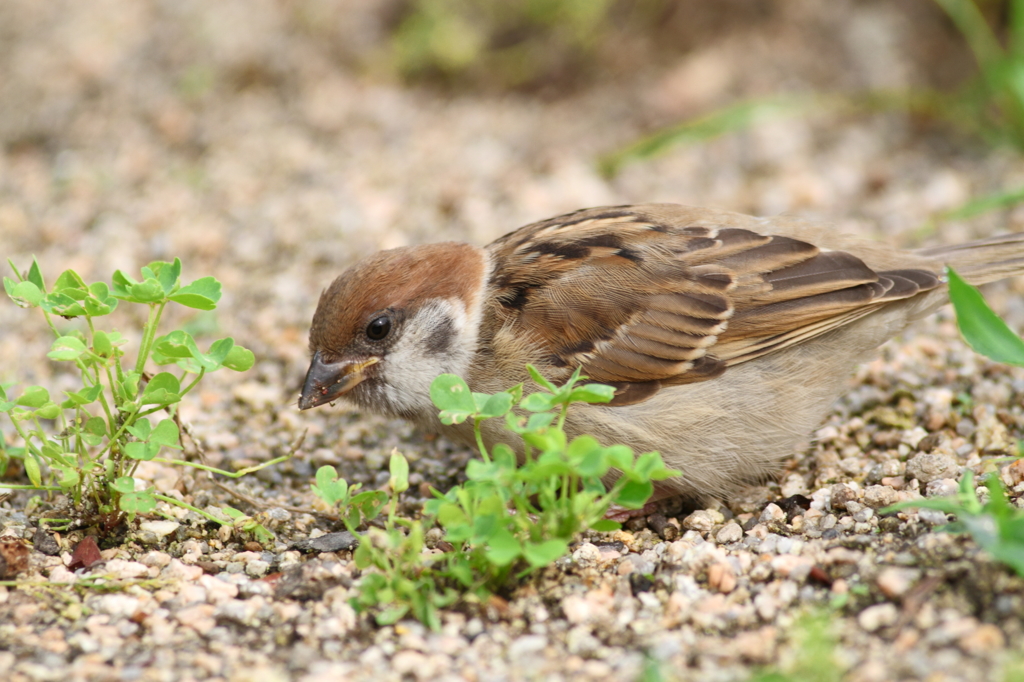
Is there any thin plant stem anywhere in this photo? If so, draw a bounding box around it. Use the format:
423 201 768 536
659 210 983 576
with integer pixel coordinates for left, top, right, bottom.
150 454 292 478
151 494 229 525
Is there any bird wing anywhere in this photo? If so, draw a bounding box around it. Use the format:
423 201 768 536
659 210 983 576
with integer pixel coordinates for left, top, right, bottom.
484 205 940 401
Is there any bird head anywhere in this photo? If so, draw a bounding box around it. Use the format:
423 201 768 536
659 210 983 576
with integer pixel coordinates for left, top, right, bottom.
299 242 488 420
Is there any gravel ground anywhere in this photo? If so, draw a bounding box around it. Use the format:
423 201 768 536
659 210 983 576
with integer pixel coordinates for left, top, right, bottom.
2 2 1024 681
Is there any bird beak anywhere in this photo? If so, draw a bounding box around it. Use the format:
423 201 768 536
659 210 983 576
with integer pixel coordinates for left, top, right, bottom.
298 352 379 410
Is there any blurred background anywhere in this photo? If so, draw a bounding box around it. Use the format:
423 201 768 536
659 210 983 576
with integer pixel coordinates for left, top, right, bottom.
2 0 1024 466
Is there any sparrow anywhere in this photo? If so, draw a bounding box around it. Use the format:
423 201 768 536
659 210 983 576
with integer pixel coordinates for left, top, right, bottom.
299 204 1024 501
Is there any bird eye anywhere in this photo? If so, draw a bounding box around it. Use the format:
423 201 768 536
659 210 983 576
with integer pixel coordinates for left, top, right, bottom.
366 315 391 341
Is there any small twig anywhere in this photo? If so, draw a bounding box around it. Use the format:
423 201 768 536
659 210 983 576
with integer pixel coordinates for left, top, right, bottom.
198 429 340 520
209 479 264 509
172 411 206 463
894 574 943 634
208 478 339 520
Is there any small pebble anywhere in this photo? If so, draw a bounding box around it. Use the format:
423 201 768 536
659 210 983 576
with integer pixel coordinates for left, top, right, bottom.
925 478 959 498
572 543 601 567
682 509 724 532
862 485 898 509
707 562 736 593
830 484 858 511
858 603 898 632
715 522 743 544
876 567 919 598
759 504 785 524
906 454 958 484
918 508 950 526
137 520 180 543
958 624 1006 655
852 508 874 523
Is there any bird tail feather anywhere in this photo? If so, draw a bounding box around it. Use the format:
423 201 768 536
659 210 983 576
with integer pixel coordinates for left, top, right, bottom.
916 233 1024 285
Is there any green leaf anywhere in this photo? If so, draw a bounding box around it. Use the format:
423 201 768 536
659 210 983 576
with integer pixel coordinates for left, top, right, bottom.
375 604 410 626
88 281 111 300
39 291 86 317
120 489 157 514
568 383 616 404
63 384 102 407
492 443 517 470
220 506 245 521
125 441 160 460
170 276 221 310
485 527 522 566
615 479 654 509
112 272 165 303
476 391 515 419
83 417 107 445
605 445 634 471
48 336 87 361
389 450 410 494
137 278 167 303
520 392 556 412
354 491 389 521
140 373 182 406
40 441 68 465
150 419 182 449
118 371 141 402
26 259 45 291
522 427 567 454
205 337 235 366
437 502 469 529
948 266 1024 366
523 539 568 568
16 386 50 408
52 269 88 294
23 456 42 487
110 477 137 494
466 458 503 482
312 465 348 505
83 282 117 316
525 412 555 431
567 434 602 460
110 269 136 298
35 403 61 420
470 508 500 542
54 465 80 489
93 330 113 356
590 519 621 532
525 365 558 392
222 344 255 371
575 444 610 478
7 280 43 307
633 451 678 481
149 259 182 295
430 374 476 413
151 330 198 362
152 332 247 373
53 462 78 489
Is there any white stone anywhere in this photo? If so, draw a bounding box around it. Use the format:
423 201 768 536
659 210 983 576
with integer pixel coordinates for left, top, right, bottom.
858 603 898 632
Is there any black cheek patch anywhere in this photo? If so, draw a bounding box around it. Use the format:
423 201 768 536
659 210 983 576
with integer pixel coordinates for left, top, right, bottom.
424 315 455 355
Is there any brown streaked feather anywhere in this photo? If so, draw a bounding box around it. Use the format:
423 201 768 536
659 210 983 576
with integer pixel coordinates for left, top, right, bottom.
482 205 945 402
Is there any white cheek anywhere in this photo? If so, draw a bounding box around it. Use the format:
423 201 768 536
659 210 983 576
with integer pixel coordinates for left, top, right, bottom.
378 299 479 418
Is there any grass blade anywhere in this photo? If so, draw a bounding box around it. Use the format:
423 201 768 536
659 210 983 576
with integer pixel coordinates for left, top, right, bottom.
948 266 1024 366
